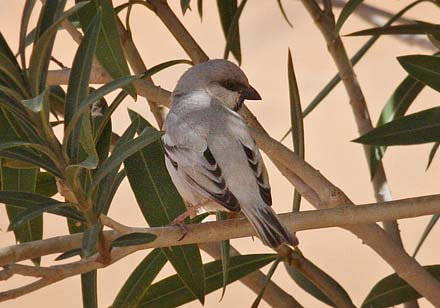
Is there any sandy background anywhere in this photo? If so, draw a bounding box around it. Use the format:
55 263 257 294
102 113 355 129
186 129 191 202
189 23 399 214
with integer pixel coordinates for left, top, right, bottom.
1 1 440 307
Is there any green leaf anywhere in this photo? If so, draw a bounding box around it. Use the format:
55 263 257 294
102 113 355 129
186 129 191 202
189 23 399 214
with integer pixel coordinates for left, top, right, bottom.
63 75 140 155
124 110 205 304
335 0 364 34
65 11 101 163
82 223 101 257
19 0 37 70
354 107 440 145
0 190 83 221
8 202 77 231
75 0 136 97
81 270 98 308
216 211 230 299
287 49 304 213
0 51 27 98
112 232 157 247
427 142 439 169
370 74 425 178
413 214 439 257
55 248 82 261
35 172 58 197
0 163 41 264
94 169 125 216
286 262 352 307
218 0 243 64
347 21 440 37
197 0 203 19
138 254 277 308
398 55 440 93
113 249 167 308
0 147 63 178
0 141 59 164
88 128 162 195
251 258 281 308
28 1 85 95
362 265 440 307
281 0 428 141
94 90 127 145
276 0 293 28
181 0 191 15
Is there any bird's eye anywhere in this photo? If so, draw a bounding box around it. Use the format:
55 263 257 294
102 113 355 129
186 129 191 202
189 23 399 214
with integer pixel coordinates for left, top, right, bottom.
220 80 242 92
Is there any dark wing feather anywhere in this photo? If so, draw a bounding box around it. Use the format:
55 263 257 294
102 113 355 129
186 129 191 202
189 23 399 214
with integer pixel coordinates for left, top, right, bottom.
240 142 272 206
164 140 241 212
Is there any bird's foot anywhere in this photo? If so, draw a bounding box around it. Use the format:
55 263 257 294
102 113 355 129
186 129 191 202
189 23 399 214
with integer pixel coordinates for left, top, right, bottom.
170 206 199 241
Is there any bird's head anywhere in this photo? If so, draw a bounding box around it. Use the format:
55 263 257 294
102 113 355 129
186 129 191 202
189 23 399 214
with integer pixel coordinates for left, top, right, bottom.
172 59 261 111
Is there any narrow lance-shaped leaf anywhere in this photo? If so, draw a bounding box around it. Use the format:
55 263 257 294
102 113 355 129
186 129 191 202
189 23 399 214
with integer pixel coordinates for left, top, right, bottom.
0 191 83 222
112 233 157 247
82 223 100 257
112 215 206 308
369 74 425 178
88 128 162 195
138 254 277 308
398 54 440 93
276 0 293 28
81 271 98 308
251 258 281 308
64 75 141 153
285 260 353 307
347 21 440 37
19 0 37 70
218 0 243 64
8 202 77 231
412 214 440 257
0 163 41 264
65 11 101 163
216 211 230 300
362 265 440 307
124 110 205 304
427 142 439 170
287 49 304 213
75 0 136 97
197 0 203 19
113 249 167 308
280 0 429 141
335 0 364 34
28 1 84 95
181 0 191 15
354 107 440 145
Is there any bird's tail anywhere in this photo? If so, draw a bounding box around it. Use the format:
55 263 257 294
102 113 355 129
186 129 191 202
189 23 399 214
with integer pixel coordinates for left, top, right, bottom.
241 205 298 248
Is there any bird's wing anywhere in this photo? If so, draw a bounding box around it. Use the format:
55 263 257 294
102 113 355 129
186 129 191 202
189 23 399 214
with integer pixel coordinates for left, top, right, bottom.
163 112 240 211
237 133 272 206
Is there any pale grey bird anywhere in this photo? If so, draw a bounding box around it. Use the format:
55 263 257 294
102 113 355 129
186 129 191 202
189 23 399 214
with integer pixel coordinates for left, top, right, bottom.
162 59 298 248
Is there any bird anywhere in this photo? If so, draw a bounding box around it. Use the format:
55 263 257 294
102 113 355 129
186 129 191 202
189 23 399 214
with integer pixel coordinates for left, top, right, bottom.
162 59 298 249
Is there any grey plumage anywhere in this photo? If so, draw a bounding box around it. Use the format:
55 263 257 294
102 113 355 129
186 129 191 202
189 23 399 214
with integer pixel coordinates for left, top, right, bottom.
163 59 298 248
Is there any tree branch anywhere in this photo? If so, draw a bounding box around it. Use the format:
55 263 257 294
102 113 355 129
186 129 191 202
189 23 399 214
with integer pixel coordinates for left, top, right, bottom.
298 2 440 306
1 194 440 266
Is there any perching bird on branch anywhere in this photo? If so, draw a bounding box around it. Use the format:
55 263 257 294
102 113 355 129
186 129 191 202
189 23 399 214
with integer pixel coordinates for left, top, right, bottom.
163 59 298 248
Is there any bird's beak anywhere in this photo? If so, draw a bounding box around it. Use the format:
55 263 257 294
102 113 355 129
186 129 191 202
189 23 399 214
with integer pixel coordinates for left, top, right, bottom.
240 85 262 101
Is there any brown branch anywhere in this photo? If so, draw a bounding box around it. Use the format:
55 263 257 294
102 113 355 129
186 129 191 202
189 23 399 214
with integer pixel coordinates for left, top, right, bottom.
146 0 209 64
302 0 402 241
299 1 440 305
2 194 440 301
1 194 440 266
116 18 167 128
